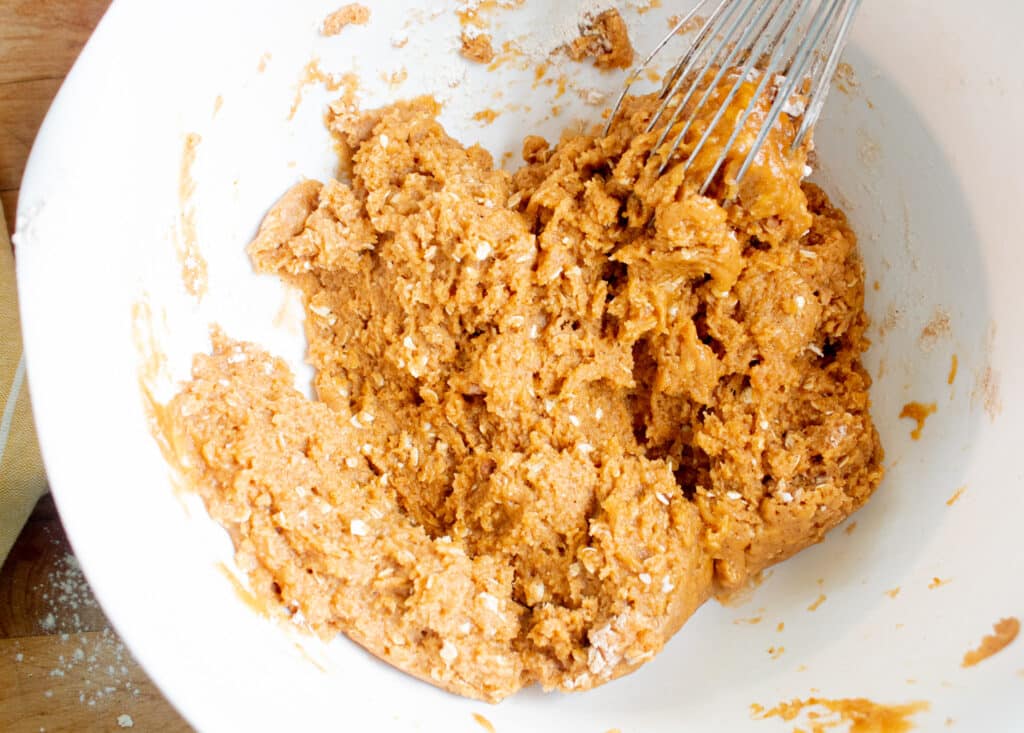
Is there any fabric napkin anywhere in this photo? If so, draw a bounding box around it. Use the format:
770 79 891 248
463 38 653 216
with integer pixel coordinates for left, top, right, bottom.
0 205 47 565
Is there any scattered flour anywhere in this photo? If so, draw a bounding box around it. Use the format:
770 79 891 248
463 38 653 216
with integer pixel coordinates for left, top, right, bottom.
505 0 617 60
16 542 147 712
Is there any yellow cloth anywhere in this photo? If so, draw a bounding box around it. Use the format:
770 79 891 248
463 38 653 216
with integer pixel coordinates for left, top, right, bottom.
0 205 47 564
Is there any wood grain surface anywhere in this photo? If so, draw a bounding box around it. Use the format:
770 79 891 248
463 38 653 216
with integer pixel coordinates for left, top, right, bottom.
1 0 107 234
1 1 192 729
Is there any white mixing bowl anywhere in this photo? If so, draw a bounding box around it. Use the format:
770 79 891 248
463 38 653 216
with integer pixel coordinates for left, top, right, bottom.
15 1 1024 730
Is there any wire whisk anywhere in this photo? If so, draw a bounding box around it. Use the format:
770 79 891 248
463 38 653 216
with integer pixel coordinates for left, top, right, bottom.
605 0 863 195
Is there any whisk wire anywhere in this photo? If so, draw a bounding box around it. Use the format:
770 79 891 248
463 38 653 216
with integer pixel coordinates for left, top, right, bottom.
603 0 724 137
793 0 862 148
695 0 809 193
604 0 862 195
647 0 743 138
655 0 729 101
659 0 778 173
671 0 797 183
732 0 845 186
651 0 767 161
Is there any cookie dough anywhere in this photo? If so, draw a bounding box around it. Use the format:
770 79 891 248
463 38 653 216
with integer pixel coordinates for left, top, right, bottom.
460 31 496 64
321 3 370 36
164 71 882 701
563 9 634 70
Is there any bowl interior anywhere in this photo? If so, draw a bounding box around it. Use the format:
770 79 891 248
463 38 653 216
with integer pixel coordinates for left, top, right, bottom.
15 1 1024 730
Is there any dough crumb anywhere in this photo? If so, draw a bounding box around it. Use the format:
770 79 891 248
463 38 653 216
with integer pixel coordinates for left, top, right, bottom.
472 108 500 125
835 61 860 94
899 401 936 441
472 713 496 733
321 4 371 36
668 13 706 34
752 698 929 732
383 68 408 88
461 31 496 64
946 485 966 506
563 9 634 70
962 618 1020 667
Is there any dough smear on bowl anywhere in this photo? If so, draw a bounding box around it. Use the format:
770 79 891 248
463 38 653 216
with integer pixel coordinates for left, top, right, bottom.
163 72 883 701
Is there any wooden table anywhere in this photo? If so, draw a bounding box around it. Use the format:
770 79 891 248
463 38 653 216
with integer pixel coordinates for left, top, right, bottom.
1 1 192 729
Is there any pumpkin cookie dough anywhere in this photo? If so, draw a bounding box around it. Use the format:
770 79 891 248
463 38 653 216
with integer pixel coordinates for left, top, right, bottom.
321 3 370 36
460 31 496 64
163 71 882 702
563 9 634 70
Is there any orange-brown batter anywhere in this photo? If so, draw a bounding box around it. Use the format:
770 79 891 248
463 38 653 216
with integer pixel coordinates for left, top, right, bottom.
163 70 882 701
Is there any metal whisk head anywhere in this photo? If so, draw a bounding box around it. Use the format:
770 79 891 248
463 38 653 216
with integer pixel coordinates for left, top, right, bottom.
605 0 862 195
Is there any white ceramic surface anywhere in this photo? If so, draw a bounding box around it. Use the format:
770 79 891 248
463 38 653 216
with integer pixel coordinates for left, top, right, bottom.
15 1 1024 730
